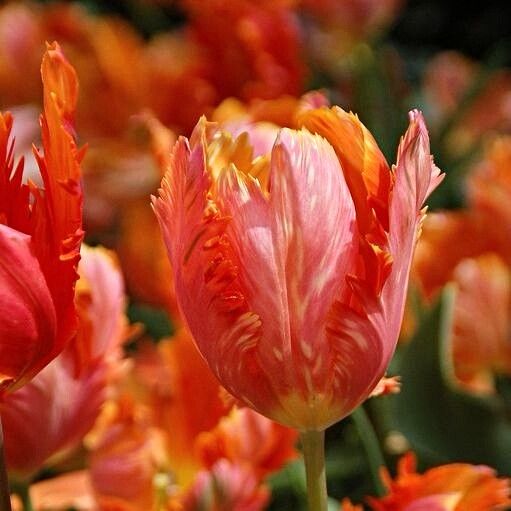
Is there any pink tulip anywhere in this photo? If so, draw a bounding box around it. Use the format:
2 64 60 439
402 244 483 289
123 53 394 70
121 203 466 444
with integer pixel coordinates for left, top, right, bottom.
153 106 443 431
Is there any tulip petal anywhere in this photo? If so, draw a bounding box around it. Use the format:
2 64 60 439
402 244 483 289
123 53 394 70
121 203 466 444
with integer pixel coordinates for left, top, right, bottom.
153 136 219 345
297 106 391 234
0 113 30 233
0 225 56 392
153 136 277 416
75 246 126 365
216 128 360 427
196 407 298 479
216 165 290 382
380 111 443 361
324 112 444 421
32 42 84 326
370 452 511 511
151 137 207 312
268 128 357 384
324 299 387 424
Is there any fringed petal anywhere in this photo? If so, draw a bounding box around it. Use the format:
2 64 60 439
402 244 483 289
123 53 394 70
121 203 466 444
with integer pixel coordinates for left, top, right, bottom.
379 111 444 362
0 43 84 394
30 42 84 363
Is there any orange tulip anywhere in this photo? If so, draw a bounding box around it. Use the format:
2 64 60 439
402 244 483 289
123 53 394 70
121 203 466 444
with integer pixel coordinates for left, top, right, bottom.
412 211 494 299
410 137 511 392
89 400 167 511
467 136 511 231
180 0 305 100
367 452 511 511
0 42 83 396
412 138 511 298
153 107 443 431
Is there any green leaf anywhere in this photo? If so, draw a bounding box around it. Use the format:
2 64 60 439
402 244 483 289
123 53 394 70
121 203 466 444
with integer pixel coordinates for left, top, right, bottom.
392 287 511 473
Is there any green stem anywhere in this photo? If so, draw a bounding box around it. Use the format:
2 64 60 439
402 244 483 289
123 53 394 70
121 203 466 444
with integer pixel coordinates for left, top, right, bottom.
351 405 386 496
300 430 328 511
0 417 12 511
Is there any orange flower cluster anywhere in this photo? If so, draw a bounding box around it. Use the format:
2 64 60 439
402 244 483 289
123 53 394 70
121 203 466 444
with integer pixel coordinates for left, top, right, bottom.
0 1 305 137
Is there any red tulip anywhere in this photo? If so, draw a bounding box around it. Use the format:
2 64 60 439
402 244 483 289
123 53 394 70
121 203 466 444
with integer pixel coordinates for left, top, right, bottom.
0 42 83 396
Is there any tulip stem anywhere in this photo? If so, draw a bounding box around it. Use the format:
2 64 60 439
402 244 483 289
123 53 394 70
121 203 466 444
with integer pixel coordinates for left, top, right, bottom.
300 429 328 511
0 418 12 511
351 405 386 496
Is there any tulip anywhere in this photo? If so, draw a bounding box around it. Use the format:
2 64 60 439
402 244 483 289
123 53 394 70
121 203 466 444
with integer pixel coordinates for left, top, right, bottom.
0 42 83 397
412 137 511 301
410 137 511 394
153 106 442 509
0 42 83 511
1 245 127 478
422 51 511 158
366 452 511 511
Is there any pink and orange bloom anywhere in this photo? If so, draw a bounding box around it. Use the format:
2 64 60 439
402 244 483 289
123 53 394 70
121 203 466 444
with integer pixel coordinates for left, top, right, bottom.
0 42 83 396
153 104 443 431
2 2 510 510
